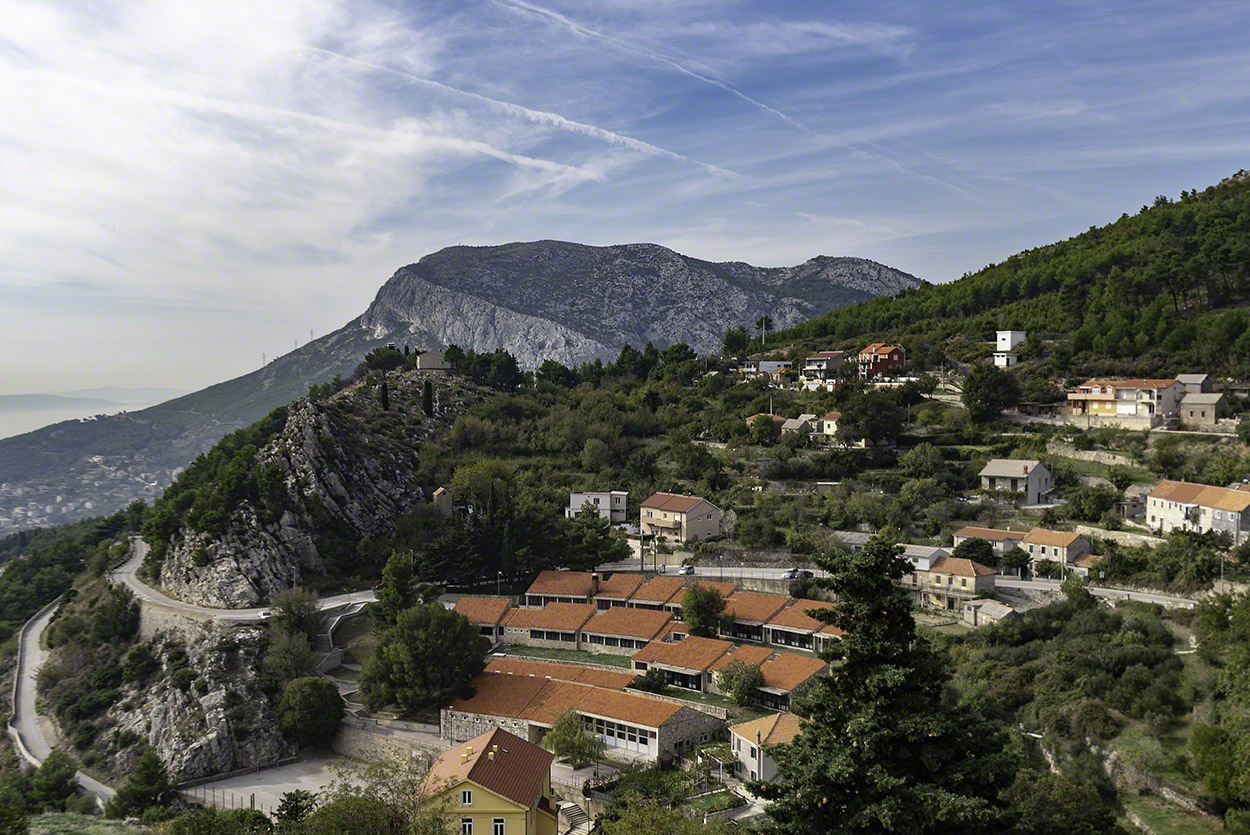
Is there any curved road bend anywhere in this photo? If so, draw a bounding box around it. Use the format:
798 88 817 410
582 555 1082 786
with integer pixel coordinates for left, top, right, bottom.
13 602 115 802
112 539 376 622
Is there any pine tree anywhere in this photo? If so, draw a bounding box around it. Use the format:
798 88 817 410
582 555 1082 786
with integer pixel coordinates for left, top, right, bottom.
106 749 172 818
756 534 1017 834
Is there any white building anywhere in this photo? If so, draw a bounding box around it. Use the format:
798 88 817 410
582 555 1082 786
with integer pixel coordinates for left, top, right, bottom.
728 713 800 783
1147 480 1250 546
979 459 1052 505
799 351 846 391
994 330 1025 367
566 491 628 524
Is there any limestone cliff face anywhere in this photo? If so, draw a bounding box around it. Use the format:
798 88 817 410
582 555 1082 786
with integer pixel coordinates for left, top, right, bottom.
158 373 475 607
105 627 291 782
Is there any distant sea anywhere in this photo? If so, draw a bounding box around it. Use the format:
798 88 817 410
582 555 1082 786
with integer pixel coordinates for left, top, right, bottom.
0 405 134 440
0 387 184 440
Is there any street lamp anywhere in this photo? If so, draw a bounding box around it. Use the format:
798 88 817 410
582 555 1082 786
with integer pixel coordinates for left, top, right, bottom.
497 571 503 597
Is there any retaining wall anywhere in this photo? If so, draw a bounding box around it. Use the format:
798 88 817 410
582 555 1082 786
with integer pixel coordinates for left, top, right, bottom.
1046 441 1137 468
1073 526 1166 548
332 722 442 762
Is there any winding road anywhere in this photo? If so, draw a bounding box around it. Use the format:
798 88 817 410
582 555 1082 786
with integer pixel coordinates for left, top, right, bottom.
111 538 376 621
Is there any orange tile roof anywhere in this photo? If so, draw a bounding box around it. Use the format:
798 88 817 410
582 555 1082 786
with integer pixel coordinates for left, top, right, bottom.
450 675 683 729
1022 528 1084 548
632 576 688 605
631 635 733 673
759 653 827 692
766 599 843 635
729 712 802 747
746 413 787 423
1080 379 1179 390
808 351 845 359
1149 480 1250 512
581 607 672 640
928 556 998 577
524 570 596 598
640 492 708 513
453 597 513 626
953 526 1026 542
502 603 596 632
595 573 645 600
860 343 902 356
1073 554 1105 569
484 658 635 690
425 728 553 809
723 591 789 624
820 411 842 421
709 644 773 673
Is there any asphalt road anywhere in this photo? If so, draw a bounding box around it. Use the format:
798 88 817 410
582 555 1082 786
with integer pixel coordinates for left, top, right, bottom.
113 538 376 621
12 601 116 803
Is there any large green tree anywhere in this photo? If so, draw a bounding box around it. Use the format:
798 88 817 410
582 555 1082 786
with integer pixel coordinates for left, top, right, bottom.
757 534 1017 833
680 584 728 637
359 604 488 713
541 710 605 765
962 365 1022 422
106 748 172 819
279 677 345 748
28 749 78 812
568 506 630 569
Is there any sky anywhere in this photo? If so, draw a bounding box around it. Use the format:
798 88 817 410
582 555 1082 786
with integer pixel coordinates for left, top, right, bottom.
2 0 1249 396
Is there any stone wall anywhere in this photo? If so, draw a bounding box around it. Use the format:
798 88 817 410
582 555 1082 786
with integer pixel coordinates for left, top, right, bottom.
500 625 579 650
440 709 533 745
333 721 442 763
1073 525 1165 549
655 706 726 761
1046 441 1137 468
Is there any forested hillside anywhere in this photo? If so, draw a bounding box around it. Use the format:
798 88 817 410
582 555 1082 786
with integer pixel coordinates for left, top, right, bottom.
771 170 1250 379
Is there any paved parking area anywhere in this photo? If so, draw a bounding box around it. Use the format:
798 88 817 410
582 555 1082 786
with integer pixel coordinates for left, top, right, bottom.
181 757 356 816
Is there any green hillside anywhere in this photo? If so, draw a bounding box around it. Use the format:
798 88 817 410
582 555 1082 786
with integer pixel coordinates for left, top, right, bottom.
771 170 1250 379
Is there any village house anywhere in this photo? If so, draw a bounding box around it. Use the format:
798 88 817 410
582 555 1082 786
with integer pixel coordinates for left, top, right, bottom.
857 343 906 380
729 713 801 783
422 728 558 835
780 413 818 434
592 573 645 610
1147 480 1250 546
578 607 673 655
443 672 724 763
963 599 1018 628
565 491 628 524
720 591 790 643
1071 554 1107 579
979 459 1052 505
639 492 723 543
799 351 846 391
808 411 843 445
906 555 998 612
1180 392 1225 426
952 526 1027 556
416 350 451 371
454 597 514 643
1067 379 1184 427
745 413 788 432
1177 373 1212 394
762 599 844 653
500 603 596 650
1022 528 1091 571
738 360 792 383
994 330 1026 368
522 571 598 608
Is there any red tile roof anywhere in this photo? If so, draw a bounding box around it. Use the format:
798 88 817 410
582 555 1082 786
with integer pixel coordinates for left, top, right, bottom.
723 591 789 624
708 644 773 673
595 573 645 600
448 673 684 729
729 712 802 747
928 556 998 577
524 570 596 598
953 526 1026 542
502 603 596 631
679 580 739 602
425 728 553 809
484 658 635 690
453 597 513 626
1079 379 1179 389
759 653 827 692
1149 480 1250 512
632 576 688 605
640 492 708 513
631 635 733 673
581 607 672 640
766 599 843 635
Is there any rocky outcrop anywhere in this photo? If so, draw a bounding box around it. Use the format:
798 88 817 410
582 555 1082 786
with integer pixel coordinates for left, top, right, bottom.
158 373 476 607
105 627 291 782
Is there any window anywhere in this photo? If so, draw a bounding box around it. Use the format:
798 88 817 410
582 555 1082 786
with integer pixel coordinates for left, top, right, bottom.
461 790 473 806
750 746 757 760
461 819 473 835
493 819 505 835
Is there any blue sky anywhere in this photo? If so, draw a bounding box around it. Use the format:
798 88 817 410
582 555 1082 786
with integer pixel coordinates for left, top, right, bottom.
2 0 1249 393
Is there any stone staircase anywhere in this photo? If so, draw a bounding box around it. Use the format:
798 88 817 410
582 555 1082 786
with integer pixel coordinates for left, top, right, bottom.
554 789 589 832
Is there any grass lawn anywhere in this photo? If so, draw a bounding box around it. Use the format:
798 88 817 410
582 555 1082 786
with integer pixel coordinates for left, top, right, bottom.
1121 794 1223 835
31 814 143 834
684 790 742 813
1113 719 1199 794
496 645 633 668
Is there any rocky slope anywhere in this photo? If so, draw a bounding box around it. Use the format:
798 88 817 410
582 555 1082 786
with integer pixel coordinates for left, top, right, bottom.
0 241 919 533
155 372 477 607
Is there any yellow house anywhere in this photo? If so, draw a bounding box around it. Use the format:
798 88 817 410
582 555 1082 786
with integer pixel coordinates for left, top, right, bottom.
423 728 558 835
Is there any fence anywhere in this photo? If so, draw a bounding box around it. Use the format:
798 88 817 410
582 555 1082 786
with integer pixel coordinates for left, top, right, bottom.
180 783 279 817
175 756 301 790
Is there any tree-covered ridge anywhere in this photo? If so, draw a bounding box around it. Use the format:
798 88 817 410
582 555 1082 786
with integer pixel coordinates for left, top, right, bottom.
773 171 1250 378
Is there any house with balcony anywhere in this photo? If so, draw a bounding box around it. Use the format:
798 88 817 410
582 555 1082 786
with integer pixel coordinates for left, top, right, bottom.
1067 379 1184 428
1147 480 1250 546
857 343 905 380
901 555 997 612
809 411 843 445
799 351 846 391
639 492 722 543
979 459 1052 505
565 491 628 524
738 360 792 386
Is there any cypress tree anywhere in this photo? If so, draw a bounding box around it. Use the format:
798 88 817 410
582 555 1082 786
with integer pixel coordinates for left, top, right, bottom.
379 381 390 412
756 534 1017 833
422 380 433 416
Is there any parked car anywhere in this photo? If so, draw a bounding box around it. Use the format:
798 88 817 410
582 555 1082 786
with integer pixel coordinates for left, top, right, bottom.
782 568 799 579
678 565 695 575
796 569 814 579
258 610 273 620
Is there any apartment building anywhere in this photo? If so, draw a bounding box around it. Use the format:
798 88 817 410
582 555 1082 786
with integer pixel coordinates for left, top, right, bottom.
1147 480 1250 546
1067 379 1184 427
857 343 905 380
799 351 846 391
639 492 723 543
565 491 628 524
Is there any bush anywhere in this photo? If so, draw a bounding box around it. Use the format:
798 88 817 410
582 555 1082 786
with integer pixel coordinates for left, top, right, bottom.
278 677 345 749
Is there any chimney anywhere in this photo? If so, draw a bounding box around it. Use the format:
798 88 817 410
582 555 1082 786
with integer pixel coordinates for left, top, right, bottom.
1023 463 1028 475
591 573 600 595
466 746 473 756
488 751 495 761
461 753 468 764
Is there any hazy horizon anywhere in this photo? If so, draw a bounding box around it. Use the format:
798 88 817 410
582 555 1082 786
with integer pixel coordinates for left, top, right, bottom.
4 0 1250 397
